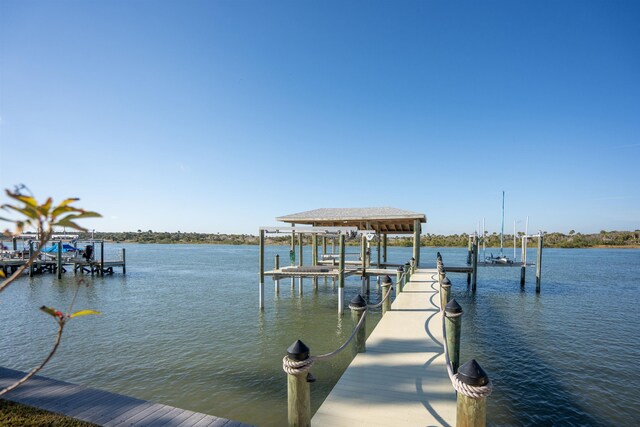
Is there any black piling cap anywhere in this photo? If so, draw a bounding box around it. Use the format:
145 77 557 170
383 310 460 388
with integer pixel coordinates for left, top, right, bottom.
442 277 451 286
411 257 415 261
381 275 392 285
349 294 366 308
445 298 463 314
397 265 404 272
404 262 410 267
287 340 310 361
437 251 442 258
457 359 489 386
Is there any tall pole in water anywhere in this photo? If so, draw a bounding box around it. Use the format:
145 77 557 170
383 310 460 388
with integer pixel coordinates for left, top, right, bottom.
500 191 505 256
514 220 517 260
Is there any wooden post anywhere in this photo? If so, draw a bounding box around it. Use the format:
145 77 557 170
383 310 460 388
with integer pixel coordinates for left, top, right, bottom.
467 237 472 265
396 266 403 298
349 295 367 354
259 229 265 309
286 340 311 427
56 240 62 279
12 237 17 251
338 234 345 315
381 275 392 315
456 359 489 427
382 234 387 263
440 277 451 310
28 240 34 277
536 234 543 293
360 235 367 295
520 265 526 287
376 234 381 268
471 235 478 291
322 236 327 257
311 234 317 266
413 219 421 268
298 233 303 293
275 254 280 294
122 248 126 274
312 234 318 290
445 299 463 373
100 240 105 276
291 225 296 291
404 262 411 284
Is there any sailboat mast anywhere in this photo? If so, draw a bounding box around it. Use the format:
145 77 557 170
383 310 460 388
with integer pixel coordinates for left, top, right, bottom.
500 191 505 255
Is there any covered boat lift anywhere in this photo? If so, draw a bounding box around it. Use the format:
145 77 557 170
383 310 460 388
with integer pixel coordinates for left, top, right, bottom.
258 207 426 313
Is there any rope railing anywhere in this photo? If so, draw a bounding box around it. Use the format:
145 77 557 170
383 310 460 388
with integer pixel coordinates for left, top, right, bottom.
366 279 394 309
441 311 493 398
438 252 493 401
282 305 368 375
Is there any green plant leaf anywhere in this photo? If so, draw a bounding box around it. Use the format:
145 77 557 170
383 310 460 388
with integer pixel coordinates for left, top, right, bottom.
70 309 101 318
11 194 38 208
53 218 86 231
3 205 39 220
38 197 53 216
51 205 75 218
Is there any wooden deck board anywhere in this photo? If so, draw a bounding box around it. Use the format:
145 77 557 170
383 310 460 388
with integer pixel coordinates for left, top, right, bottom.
0 367 251 426
311 268 456 427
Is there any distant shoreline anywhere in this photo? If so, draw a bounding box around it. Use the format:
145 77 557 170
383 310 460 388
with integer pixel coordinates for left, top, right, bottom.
9 231 638 249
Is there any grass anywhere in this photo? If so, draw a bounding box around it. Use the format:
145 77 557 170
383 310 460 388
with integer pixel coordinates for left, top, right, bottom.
0 399 98 426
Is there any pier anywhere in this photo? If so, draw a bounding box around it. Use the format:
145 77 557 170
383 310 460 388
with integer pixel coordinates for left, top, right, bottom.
0 236 126 277
312 268 456 426
0 367 252 426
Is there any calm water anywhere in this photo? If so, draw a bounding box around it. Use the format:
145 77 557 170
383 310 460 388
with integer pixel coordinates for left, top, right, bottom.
1 245 639 426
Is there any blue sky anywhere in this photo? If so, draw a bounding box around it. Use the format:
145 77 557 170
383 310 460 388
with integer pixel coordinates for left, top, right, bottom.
1 0 638 235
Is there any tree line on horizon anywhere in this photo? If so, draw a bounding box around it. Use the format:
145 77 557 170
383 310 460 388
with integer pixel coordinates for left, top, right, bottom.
72 229 640 248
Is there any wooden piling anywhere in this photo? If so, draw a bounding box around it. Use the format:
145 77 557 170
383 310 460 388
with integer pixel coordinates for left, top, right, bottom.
12 237 17 251
413 219 421 267
376 234 381 268
349 295 366 354
28 241 34 277
444 299 463 373
312 234 318 289
338 234 345 315
536 234 543 293
122 248 126 274
520 265 526 287
440 277 451 310
382 234 387 263
56 241 62 279
259 229 265 309
298 233 303 293
471 235 478 291
99 240 104 276
286 340 311 427
456 359 489 427
381 275 392 315
275 254 280 294
396 266 403 298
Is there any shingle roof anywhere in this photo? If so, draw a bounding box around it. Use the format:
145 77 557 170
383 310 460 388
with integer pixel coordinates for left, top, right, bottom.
276 207 426 234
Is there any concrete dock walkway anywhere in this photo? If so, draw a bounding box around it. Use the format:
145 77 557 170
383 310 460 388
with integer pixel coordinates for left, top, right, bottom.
312 268 456 426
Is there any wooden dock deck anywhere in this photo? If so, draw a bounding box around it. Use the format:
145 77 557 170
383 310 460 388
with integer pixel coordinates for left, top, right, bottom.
0 367 252 427
312 268 456 426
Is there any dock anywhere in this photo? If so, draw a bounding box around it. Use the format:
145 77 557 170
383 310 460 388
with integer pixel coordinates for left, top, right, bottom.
312 268 456 426
0 367 252 427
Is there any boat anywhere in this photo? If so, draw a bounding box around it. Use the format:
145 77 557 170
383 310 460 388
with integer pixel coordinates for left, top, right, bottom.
486 191 514 264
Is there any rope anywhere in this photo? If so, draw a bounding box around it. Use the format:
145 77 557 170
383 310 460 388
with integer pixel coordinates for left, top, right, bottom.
367 281 393 309
282 307 369 375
